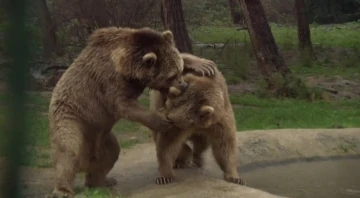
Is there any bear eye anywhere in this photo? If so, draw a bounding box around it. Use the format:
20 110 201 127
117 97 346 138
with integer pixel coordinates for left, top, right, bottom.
167 75 177 82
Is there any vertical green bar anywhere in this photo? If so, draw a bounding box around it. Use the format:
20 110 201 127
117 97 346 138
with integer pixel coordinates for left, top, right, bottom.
2 0 29 197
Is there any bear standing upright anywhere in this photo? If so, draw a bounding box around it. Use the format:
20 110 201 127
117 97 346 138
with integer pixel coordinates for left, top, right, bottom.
48 27 216 197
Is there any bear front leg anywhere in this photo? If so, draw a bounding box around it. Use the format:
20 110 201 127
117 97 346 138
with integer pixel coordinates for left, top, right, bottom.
122 101 173 133
209 130 246 186
155 128 187 185
85 132 120 188
152 117 192 170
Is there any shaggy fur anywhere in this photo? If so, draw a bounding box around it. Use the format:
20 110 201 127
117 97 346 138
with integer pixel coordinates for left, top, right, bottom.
150 65 246 186
48 27 216 197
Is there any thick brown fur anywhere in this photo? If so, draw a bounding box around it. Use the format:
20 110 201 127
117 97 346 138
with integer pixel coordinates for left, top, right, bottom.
150 64 245 186
48 27 217 197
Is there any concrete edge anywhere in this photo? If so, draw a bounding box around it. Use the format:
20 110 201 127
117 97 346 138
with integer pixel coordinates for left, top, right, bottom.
235 128 360 169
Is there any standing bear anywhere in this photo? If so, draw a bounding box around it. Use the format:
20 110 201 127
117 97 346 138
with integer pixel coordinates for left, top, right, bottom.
150 63 245 186
48 27 216 197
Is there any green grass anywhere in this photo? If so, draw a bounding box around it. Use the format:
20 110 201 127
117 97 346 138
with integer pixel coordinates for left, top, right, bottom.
189 22 360 48
190 25 360 83
1 90 360 168
194 46 360 84
230 94 360 131
73 187 125 198
113 120 140 133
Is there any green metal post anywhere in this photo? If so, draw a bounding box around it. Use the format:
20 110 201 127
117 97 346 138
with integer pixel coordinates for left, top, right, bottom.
1 0 30 197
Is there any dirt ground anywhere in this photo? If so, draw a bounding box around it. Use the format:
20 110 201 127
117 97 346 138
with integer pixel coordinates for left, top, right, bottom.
227 75 360 100
305 75 360 100
10 128 360 198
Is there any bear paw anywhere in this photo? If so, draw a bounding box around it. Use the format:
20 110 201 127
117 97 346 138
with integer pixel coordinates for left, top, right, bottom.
192 158 204 168
104 177 117 187
227 177 246 186
151 112 173 133
173 161 195 169
155 177 173 185
173 163 185 169
85 177 117 188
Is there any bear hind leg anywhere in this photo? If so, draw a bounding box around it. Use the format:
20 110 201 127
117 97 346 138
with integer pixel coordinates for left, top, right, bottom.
189 134 210 168
50 121 85 197
52 152 78 198
85 132 120 188
173 143 193 169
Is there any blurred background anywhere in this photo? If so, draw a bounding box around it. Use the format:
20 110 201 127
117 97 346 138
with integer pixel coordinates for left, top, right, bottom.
0 0 359 197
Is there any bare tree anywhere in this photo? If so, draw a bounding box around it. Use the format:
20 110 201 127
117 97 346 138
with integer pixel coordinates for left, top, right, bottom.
228 0 244 25
295 0 313 58
77 0 112 33
238 0 292 85
36 0 63 58
161 0 192 53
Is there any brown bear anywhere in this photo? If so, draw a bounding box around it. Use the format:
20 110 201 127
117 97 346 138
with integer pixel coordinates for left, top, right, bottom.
150 65 246 186
48 27 216 197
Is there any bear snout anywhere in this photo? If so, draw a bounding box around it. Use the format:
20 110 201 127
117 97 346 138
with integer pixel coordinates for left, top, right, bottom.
179 81 188 91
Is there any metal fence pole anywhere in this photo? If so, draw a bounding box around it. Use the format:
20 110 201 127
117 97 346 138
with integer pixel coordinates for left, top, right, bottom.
2 0 30 197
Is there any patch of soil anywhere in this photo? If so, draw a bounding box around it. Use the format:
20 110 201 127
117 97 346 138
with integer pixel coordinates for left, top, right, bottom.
0 81 6 92
306 75 360 100
228 82 258 94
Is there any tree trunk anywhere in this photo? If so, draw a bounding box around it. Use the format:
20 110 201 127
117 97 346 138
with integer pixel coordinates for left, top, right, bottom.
36 0 63 58
228 0 244 25
329 0 338 22
238 0 291 82
295 0 313 66
77 0 112 33
161 0 192 53
295 0 312 52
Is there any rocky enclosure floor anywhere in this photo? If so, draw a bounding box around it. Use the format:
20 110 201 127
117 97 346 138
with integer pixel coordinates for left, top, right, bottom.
8 128 359 198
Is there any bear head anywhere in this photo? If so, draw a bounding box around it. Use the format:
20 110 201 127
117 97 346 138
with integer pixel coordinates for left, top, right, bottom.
164 73 223 129
88 27 186 93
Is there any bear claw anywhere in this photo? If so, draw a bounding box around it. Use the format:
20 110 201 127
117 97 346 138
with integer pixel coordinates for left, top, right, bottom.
156 177 173 185
229 177 246 186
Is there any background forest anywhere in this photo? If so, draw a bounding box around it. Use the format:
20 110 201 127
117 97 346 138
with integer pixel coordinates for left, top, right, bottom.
0 0 359 95
0 0 360 197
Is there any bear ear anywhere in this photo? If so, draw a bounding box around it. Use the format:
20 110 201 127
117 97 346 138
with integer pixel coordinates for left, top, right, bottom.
169 86 182 97
162 30 174 44
142 52 157 67
199 105 214 117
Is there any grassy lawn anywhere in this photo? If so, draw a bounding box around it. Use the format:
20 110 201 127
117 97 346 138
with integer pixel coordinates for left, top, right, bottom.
230 94 360 131
189 22 360 48
1 90 359 168
74 187 124 198
189 23 360 85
